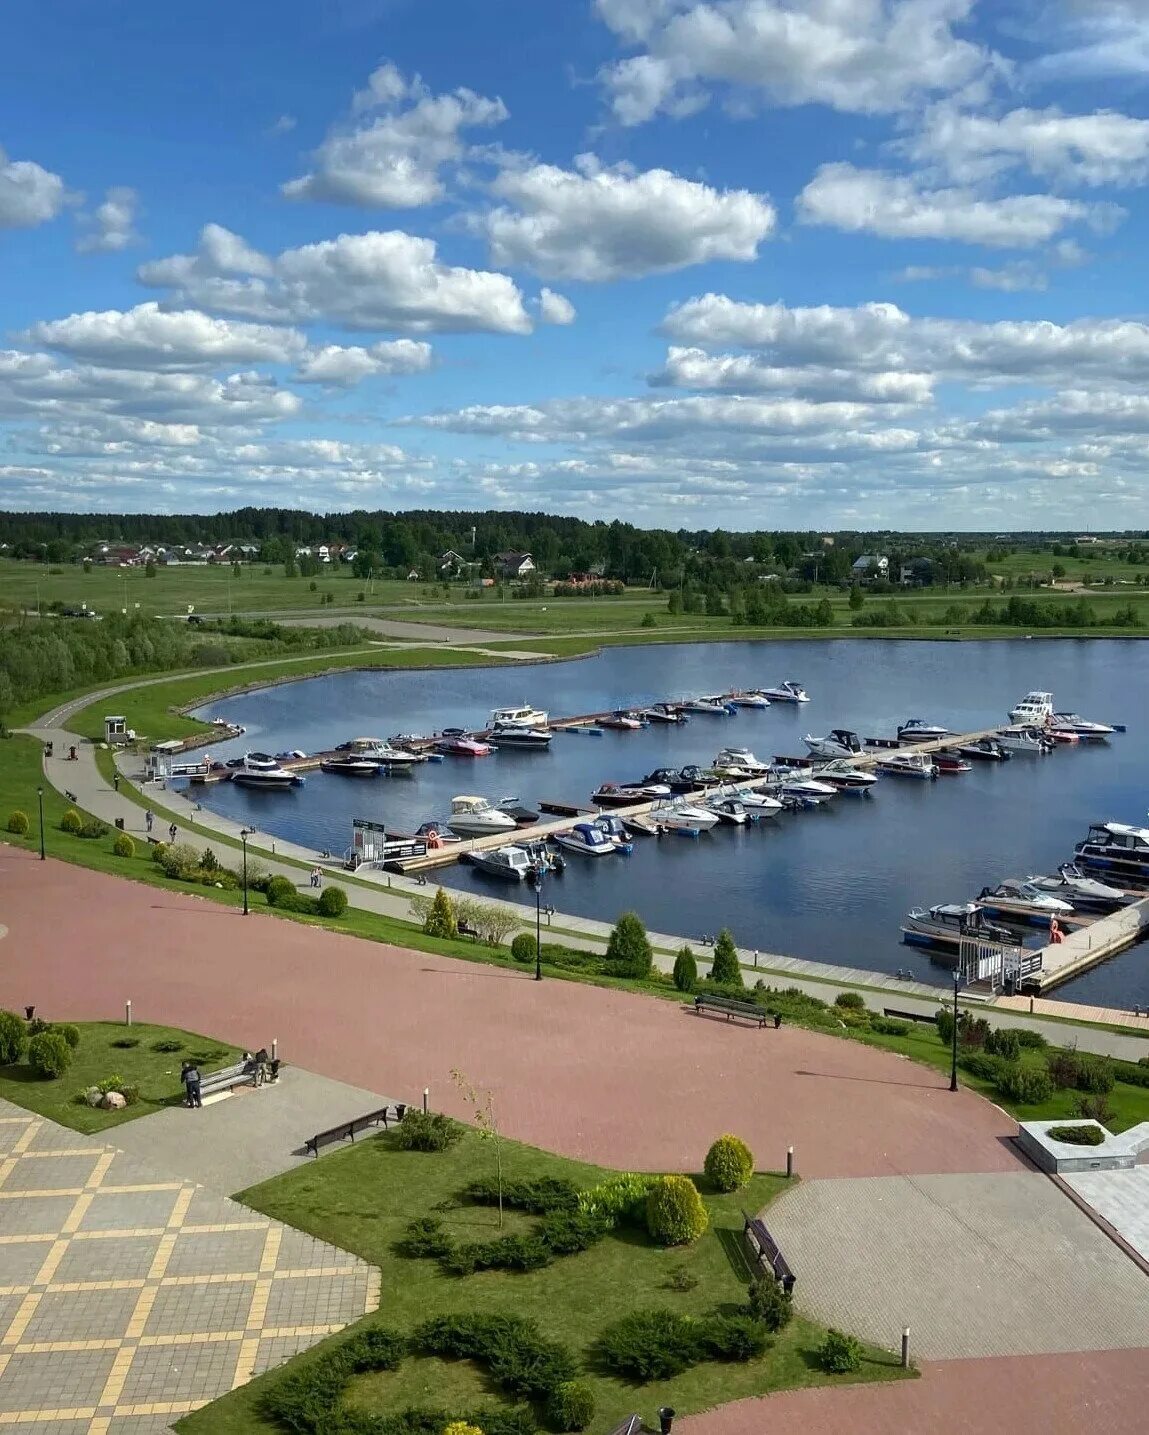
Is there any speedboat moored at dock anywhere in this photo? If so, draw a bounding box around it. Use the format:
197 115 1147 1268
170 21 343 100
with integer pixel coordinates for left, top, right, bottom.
446 795 519 836
1074 822 1149 880
874 751 936 779
812 758 878 790
901 902 1015 950
553 822 616 857
1051 712 1115 738
437 729 493 757
761 680 809 703
997 725 1054 755
803 728 863 759
957 737 1010 761
487 724 553 749
489 705 549 729
977 880 1075 926
897 718 952 743
1026 864 1132 911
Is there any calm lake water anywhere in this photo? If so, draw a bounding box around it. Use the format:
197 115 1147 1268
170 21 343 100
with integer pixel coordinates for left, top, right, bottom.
184 639 1148 1008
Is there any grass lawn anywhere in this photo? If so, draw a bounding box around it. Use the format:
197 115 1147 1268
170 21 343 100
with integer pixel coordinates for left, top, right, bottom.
178 1129 907 1435
0 1020 240 1133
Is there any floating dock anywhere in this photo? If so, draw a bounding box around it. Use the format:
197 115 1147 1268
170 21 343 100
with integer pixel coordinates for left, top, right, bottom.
1028 896 1149 991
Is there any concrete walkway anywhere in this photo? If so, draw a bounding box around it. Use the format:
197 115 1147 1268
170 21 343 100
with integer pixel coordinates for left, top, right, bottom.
109 1070 395 1197
24 723 1149 1063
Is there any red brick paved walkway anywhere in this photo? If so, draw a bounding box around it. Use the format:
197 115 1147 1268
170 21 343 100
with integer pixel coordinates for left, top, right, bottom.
2 850 1018 1179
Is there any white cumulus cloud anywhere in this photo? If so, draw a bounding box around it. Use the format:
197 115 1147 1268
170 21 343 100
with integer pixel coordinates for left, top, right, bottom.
0 145 69 229
295 339 433 386
76 187 141 254
537 288 577 325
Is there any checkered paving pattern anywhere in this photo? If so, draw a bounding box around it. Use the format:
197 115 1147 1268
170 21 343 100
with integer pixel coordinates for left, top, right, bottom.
0 1102 379 1434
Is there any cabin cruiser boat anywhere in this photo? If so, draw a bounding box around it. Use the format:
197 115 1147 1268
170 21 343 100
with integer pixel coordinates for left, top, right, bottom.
437 729 493 757
897 718 952 743
933 752 972 775
761 680 809 703
874 751 936 780
727 690 771 708
642 767 699 794
733 789 784 818
487 724 552 750
977 880 1075 926
705 795 751 825
319 756 379 777
713 746 770 775
232 754 305 789
414 821 462 848
344 738 424 768
1008 691 1054 724
812 758 878 790
641 703 687 724
997 725 1053 755
1074 822 1149 880
651 799 720 833
957 737 1010 761
553 822 615 857
446 795 519 836
591 814 635 852
679 696 735 715
1051 712 1115 738
901 902 1014 950
489 705 548 729
803 729 863 760
600 710 644 730
592 781 669 806
469 844 538 881
769 767 838 803
1026 864 1131 912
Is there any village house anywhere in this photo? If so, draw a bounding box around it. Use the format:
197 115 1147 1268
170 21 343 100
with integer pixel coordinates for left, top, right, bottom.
851 554 889 581
495 551 536 580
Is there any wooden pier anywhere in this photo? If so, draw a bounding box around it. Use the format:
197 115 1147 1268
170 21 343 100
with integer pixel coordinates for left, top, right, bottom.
1029 896 1149 991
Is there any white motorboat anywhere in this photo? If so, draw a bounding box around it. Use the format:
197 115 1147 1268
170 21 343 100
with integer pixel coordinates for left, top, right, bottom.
600 710 644 730
977 880 1075 926
897 718 952 743
1051 712 1114 738
487 724 553 749
714 746 770 775
813 758 878 790
344 738 425 768
652 799 721 832
679 696 734 715
553 822 615 857
469 844 537 881
1074 821 1149 879
489 704 549 730
733 788 784 818
727 691 771 709
874 751 936 779
641 703 687 724
705 795 751 825
997 725 1053 755
769 767 838 802
761 680 809 703
446 795 519 836
1009 691 1054 724
591 814 635 852
803 728 863 759
320 756 379 777
231 754 304 789
901 902 1014 950
1027 864 1131 911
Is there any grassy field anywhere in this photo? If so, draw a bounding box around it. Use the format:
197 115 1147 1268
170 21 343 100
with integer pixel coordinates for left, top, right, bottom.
178 1128 906 1435
0 1019 239 1133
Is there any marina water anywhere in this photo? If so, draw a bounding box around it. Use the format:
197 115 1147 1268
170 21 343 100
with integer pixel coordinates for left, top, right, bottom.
185 639 1148 1008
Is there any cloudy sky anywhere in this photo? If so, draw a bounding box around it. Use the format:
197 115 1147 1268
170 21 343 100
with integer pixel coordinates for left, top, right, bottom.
3 0 1149 528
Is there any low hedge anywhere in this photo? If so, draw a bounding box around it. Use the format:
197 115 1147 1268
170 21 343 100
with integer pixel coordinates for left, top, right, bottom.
597 1306 767 1380
393 1111 463 1152
461 1176 581 1214
403 1185 613 1275
414 1312 575 1403
1048 1123 1106 1146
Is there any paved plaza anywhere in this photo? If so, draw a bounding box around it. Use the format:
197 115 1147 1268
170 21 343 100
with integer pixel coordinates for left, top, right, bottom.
0 1100 377 1435
1064 1166 1149 1262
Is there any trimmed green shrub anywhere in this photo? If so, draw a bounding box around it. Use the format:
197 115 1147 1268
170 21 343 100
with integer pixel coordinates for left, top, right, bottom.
645 1174 709 1246
997 1063 1054 1104
701 1314 770 1361
985 1028 1021 1061
112 832 135 859
537 1207 613 1256
1048 1051 1081 1089
834 991 865 1010
708 929 742 986
151 841 168 864
703 1133 754 1192
597 1308 703 1379
747 1274 792 1332
396 1216 454 1259
28 1031 72 1079
394 1110 463 1152
59 808 82 835
1048 1123 1105 1146
1013 1029 1049 1050
260 1324 407 1433
578 1172 656 1224
424 887 458 938
6 811 28 835
511 932 537 963
26 1018 51 1037
869 1017 911 1036
151 1038 183 1053
958 1051 1008 1083
935 1006 955 1044
264 875 296 907
463 1176 581 1214
819 1328 862 1373
78 818 110 839
445 1233 552 1275
414 1312 575 1402
547 1380 595 1432
605 911 653 979
834 1006 869 1029
158 841 200 879
111 1037 140 1048
52 1023 81 1050
1075 1055 1115 1094
0 1010 25 1065
673 945 698 993
317 884 348 917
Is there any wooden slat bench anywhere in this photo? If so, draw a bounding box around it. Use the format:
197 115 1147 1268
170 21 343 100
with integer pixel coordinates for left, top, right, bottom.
743 1211 796 1295
199 1062 256 1100
883 1007 936 1024
694 993 770 1027
305 1103 407 1157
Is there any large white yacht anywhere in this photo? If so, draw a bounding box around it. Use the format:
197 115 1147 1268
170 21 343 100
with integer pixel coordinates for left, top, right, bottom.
1008 691 1054 724
761 680 809 703
489 704 549 730
446 795 519 836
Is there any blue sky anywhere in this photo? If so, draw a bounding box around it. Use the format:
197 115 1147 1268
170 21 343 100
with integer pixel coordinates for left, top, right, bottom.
3 0 1149 528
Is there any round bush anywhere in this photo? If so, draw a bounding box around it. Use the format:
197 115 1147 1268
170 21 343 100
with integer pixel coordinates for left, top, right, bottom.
151 841 168 864
317 884 348 918
819 1328 862 1373
547 1380 596 1432
112 832 135 859
59 808 82 835
265 875 296 907
704 1134 754 1193
52 1023 81 1050
27 1031 72 1079
996 1062 1054 1105
645 1174 709 1246
0 1010 25 1066
747 1274 792 1332
511 932 537 963
598 1308 703 1379
834 991 865 1011
6 811 29 835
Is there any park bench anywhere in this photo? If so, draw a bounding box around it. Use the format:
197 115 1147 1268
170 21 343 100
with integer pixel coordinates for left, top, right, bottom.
742 1211 796 1295
883 1007 935 1024
199 1061 257 1100
305 1103 407 1158
606 1418 642 1435
694 993 770 1027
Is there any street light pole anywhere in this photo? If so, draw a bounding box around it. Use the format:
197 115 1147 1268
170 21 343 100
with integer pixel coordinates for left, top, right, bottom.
240 827 253 915
36 787 45 861
949 966 962 1092
533 863 544 981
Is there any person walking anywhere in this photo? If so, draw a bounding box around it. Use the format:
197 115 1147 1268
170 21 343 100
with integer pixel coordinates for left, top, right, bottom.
184 1063 202 1108
112 772 120 793
169 821 178 843
145 809 154 834
311 865 322 889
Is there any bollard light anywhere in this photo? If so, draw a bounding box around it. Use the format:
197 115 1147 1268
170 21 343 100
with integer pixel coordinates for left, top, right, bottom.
786 1145 794 1178
901 1326 911 1369
125 999 132 1027
422 1087 429 1114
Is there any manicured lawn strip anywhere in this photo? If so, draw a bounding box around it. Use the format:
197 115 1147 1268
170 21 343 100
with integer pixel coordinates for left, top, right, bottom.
177 1130 905 1435
0 1020 239 1133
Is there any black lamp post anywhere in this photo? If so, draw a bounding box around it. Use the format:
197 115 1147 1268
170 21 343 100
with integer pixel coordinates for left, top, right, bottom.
36 787 45 861
533 861 544 981
240 827 254 915
949 966 963 1092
